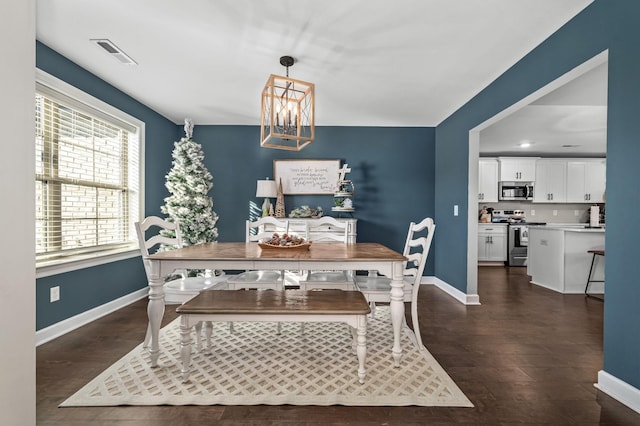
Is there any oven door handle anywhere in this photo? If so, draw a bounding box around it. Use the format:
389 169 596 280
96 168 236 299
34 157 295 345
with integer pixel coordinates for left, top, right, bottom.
513 228 521 246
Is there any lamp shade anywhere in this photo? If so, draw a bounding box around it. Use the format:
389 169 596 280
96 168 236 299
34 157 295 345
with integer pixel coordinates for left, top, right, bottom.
256 179 277 198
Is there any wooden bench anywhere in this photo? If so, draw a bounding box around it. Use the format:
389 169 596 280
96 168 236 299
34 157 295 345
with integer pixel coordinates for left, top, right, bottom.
176 289 371 383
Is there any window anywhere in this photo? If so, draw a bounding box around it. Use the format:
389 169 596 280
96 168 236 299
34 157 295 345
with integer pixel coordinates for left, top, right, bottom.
35 71 143 271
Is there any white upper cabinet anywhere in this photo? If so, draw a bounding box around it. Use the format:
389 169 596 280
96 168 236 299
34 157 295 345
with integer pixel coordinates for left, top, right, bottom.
498 157 538 182
533 160 567 203
566 159 606 203
478 158 498 202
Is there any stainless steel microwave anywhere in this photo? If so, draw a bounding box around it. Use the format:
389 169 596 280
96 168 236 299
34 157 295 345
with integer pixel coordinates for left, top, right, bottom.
499 181 534 201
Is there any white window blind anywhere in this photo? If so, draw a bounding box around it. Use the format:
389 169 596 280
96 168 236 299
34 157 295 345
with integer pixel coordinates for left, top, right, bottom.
35 83 140 264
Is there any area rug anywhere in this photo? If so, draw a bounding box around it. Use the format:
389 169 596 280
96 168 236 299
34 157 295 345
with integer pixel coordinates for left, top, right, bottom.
61 307 472 407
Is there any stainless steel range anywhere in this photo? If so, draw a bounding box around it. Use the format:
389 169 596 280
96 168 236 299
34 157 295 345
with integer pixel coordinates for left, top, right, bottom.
508 224 529 266
491 210 546 266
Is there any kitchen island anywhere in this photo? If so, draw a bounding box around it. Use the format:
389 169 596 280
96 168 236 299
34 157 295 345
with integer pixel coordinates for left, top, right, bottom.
527 225 605 294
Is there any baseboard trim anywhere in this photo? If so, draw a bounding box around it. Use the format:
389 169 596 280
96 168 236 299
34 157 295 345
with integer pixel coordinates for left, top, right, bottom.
36 288 148 346
595 370 640 414
38 276 480 345
421 276 481 305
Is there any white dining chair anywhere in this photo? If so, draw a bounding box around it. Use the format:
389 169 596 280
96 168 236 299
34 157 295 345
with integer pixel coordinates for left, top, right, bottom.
224 217 293 334
135 216 226 349
225 217 291 290
298 216 356 291
354 217 435 350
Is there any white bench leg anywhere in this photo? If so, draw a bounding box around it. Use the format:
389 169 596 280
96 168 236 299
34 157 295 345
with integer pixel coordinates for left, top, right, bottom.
356 315 367 384
179 316 193 382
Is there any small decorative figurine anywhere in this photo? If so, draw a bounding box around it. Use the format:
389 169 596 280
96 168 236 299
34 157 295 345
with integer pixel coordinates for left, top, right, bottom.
479 206 491 223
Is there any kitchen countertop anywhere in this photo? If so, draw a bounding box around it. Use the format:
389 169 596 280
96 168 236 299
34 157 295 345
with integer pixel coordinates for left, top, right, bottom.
527 224 605 233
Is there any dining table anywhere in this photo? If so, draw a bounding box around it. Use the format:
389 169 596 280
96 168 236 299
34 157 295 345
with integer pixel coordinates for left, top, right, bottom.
144 241 407 367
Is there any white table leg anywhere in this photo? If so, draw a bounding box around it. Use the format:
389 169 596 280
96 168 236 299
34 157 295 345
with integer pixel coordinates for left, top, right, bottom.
194 322 202 352
389 261 405 367
147 270 165 368
180 316 192 382
204 321 213 354
356 315 367 384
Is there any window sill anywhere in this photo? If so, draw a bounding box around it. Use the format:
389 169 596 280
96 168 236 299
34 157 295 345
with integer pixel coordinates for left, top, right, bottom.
36 246 141 278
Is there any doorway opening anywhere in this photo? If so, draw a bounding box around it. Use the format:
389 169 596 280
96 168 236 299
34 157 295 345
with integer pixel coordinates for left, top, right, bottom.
466 50 609 298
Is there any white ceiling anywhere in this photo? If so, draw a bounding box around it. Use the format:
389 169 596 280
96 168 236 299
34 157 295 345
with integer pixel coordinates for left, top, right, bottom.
36 0 593 129
480 62 608 156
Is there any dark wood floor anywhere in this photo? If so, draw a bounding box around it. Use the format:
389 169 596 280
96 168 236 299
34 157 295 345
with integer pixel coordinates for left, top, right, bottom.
37 267 640 425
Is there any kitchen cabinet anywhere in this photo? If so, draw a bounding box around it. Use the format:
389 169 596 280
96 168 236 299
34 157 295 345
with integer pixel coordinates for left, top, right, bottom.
478 224 507 262
533 160 567 203
499 157 538 182
566 159 606 203
478 158 498 202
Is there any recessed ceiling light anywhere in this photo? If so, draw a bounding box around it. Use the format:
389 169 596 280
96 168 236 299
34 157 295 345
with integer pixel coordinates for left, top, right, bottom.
91 39 137 65
519 141 532 148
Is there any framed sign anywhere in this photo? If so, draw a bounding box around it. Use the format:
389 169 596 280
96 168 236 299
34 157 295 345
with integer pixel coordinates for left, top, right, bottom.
274 159 340 194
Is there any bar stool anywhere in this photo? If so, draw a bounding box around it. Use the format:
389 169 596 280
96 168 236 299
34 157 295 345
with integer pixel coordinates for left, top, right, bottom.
585 248 605 300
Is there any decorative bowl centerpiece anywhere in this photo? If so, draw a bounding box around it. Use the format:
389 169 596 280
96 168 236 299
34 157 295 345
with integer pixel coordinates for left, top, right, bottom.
258 233 311 250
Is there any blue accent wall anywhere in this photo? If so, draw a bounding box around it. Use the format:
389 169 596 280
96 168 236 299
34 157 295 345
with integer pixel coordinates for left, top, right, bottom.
35 42 436 330
435 0 640 389
191 125 435 256
35 41 179 330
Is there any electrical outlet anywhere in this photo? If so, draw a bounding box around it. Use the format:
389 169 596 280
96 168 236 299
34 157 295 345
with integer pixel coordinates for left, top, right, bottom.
453 205 459 216
531 209 535 216
553 210 558 216
50 286 60 303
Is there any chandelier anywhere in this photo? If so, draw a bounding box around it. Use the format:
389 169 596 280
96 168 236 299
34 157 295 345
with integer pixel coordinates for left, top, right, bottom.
260 56 315 151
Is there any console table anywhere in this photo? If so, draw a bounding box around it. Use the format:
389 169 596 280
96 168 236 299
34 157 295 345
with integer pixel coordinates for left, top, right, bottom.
262 217 357 243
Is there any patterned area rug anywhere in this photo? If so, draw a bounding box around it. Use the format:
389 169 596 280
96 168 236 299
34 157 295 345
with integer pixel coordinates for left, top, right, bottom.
61 307 472 407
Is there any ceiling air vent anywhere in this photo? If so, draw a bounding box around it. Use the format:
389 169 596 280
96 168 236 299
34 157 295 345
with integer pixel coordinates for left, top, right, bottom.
91 39 137 65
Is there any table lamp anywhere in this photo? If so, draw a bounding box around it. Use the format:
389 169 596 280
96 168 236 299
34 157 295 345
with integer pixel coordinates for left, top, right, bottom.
256 178 277 217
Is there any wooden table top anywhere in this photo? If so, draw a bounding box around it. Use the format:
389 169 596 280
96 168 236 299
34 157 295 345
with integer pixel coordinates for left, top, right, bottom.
149 242 406 262
176 289 371 315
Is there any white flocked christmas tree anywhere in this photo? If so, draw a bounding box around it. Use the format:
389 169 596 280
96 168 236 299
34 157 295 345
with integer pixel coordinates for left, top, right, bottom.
161 118 218 247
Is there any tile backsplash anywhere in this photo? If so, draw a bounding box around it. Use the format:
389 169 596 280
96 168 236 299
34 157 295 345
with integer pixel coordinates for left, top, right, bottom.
478 201 604 224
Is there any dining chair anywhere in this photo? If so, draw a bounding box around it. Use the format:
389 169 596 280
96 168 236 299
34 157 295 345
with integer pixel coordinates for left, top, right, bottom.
135 216 226 349
298 216 356 291
225 217 292 334
225 217 291 290
354 217 435 350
